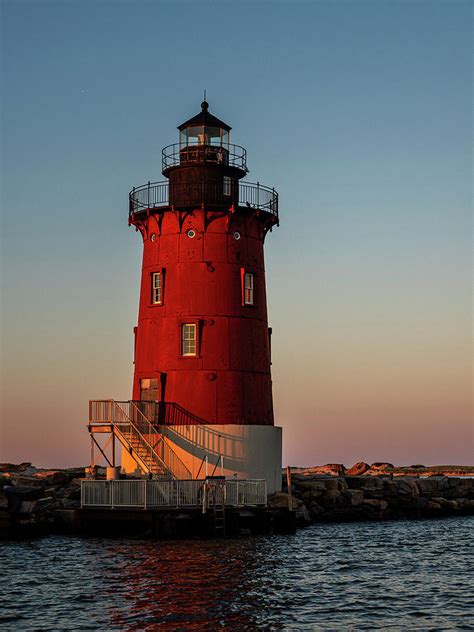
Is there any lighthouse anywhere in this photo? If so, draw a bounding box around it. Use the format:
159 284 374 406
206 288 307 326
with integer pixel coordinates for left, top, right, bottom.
89 101 282 495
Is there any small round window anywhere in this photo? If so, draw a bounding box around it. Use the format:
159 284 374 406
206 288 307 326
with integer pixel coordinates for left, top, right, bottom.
233 231 241 240
150 233 156 242
186 229 196 239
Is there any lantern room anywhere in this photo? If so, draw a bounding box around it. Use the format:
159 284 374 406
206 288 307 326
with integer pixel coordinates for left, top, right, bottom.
178 100 230 147
162 100 247 178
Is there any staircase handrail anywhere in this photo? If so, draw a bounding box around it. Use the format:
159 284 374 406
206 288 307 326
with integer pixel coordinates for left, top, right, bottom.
162 401 208 425
127 400 192 480
110 400 173 478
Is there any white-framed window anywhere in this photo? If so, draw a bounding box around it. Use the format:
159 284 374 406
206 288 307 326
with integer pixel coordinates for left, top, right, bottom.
223 175 231 196
244 272 254 305
151 272 162 304
181 323 197 356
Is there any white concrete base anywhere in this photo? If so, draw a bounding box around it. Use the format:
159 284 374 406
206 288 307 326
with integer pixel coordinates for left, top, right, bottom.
121 424 282 495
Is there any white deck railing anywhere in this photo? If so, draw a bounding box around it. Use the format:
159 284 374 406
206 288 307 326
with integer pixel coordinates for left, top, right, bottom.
81 479 267 509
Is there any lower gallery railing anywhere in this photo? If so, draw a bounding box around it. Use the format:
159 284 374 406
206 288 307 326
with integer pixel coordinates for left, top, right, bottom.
81 479 267 509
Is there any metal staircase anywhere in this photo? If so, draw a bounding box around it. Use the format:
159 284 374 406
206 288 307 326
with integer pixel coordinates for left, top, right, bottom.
88 400 192 480
118 426 166 479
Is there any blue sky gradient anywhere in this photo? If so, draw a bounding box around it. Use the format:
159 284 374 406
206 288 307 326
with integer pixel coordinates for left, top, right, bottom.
1 0 472 467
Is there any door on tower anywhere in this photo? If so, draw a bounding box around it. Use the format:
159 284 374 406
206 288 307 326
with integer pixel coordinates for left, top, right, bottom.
138 375 167 424
140 378 159 401
137 378 158 424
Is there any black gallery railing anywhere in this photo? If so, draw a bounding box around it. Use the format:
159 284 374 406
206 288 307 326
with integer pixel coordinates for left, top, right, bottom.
162 142 247 172
129 180 279 222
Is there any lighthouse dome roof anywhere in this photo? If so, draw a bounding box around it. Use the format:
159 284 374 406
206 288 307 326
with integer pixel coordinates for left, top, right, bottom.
178 101 231 132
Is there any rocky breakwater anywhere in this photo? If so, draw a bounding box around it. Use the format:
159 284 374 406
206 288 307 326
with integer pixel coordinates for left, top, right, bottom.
268 468 474 524
2 462 473 537
0 463 85 538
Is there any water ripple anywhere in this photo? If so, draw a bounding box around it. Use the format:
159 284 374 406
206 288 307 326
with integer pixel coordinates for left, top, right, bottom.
0 516 472 630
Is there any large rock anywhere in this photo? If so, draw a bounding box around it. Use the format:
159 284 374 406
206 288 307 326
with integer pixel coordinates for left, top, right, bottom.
3 485 44 507
365 463 394 476
445 478 473 499
62 486 81 501
0 463 38 475
307 502 325 520
268 492 303 510
3 474 45 488
296 481 327 496
431 497 459 511
456 498 474 511
358 477 384 499
0 510 11 537
33 497 57 513
417 477 450 497
370 462 394 470
324 488 341 499
63 467 86 479
362 499 388 513
414 497 429 511
322 479 340 492
268 492 310 524
336 478 348 491
383 478 419 496
295 504 311 523
0 491 8 510
291 464 346 477
318 464 346 477
33 471 69 486
346 462 370 476
342 489 364 506
19 500 37 514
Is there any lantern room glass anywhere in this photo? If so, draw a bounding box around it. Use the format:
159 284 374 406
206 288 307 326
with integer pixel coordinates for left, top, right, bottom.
180 126 229 147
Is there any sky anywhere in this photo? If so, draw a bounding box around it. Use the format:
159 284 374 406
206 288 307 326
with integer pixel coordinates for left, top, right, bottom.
1 0 472 468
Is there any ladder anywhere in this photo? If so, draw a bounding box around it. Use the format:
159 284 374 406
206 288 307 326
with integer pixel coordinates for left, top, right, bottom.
213 503 226 537
210 478 226 537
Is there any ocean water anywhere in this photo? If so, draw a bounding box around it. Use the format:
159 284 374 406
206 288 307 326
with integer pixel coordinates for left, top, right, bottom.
0 517 472 631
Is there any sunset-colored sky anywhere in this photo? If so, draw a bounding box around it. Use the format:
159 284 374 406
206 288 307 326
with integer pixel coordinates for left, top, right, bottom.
1 0 472 467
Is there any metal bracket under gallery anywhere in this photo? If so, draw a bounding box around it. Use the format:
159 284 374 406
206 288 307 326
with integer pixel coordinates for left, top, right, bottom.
81 479 267 510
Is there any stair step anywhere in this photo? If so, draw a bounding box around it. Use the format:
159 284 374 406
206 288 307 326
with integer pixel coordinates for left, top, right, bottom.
114 419 186 480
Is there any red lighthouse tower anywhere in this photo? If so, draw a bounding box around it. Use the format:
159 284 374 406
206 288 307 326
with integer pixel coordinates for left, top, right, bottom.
122 101 281 492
